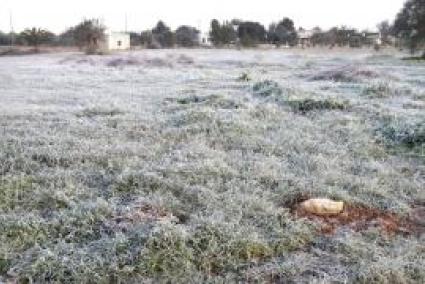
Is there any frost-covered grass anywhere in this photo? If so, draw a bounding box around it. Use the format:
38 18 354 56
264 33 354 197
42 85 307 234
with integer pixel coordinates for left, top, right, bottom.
0 49 424 283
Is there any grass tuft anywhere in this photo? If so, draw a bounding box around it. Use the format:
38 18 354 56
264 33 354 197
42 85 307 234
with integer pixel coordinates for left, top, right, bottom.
253 80 284 97
376 116 425 148
362 81 411 98
288 98 348 114
77 107 124 118
238 72 251 82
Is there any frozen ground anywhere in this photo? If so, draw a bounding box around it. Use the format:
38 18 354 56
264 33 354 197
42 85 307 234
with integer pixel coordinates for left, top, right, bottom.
0 49 424 283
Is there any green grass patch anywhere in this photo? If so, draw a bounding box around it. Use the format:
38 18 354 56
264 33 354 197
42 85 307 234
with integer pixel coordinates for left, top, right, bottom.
139 218 315 278
0 176 36 212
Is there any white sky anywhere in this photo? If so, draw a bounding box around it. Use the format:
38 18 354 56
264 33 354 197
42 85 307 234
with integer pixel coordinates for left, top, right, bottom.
0 0 405 34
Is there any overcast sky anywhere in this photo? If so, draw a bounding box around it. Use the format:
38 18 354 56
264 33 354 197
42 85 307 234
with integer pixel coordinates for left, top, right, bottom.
0 0 405 34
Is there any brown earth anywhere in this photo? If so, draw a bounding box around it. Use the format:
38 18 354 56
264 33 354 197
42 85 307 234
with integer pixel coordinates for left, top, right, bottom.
292 200 424 236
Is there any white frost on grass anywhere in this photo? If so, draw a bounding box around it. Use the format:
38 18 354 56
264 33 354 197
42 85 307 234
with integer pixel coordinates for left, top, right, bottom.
0 49 424 283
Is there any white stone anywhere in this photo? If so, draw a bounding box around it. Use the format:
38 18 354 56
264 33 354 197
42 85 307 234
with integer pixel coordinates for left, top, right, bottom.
300 198 344 215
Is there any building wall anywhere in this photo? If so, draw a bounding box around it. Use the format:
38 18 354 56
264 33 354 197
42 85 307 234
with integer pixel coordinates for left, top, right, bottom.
106 33 130 50
199 32 212 46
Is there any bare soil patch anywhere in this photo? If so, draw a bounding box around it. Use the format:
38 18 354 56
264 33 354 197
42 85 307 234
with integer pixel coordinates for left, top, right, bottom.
292 200 422 236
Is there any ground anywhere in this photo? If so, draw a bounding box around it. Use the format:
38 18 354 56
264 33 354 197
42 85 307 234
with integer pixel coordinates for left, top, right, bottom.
0 49 424 283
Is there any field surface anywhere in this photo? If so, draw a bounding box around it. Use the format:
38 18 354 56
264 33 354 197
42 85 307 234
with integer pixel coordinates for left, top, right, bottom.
0 49 424 283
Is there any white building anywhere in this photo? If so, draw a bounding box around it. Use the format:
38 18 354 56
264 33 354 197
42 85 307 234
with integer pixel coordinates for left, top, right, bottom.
199 32 212 46
105 31 130 50
297 30 314 47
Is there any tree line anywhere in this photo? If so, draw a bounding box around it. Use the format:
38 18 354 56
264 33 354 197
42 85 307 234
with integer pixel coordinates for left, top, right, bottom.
0 19 390 49
0 0 423 55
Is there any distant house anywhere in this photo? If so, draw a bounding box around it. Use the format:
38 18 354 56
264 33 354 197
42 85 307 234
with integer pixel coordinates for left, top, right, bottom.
199 32 212 46
297 30 314 48
349 32 381 48
363 32 381 46
349 33 363 48
105 31 130 50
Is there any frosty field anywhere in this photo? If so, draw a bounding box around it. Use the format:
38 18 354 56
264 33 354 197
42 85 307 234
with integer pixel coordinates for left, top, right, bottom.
0 49 424 283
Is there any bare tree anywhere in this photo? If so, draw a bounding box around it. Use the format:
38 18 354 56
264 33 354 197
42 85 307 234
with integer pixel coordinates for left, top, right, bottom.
377 21 392 45
72 19 106 54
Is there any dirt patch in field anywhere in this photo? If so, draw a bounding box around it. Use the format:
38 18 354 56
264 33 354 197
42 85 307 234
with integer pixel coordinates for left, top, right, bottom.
109 201 179 232
291 200 423 236
115 204 177 224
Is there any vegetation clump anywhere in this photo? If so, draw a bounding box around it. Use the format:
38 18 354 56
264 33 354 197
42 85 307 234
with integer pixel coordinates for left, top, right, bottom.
77 107 124 118
70 19 106 54
0 48 41 57
288 98 348 113
376 116 425 148
237 72 251 82
362 81 410 98
252 80 283 97
363 81 393 98
310 66 380 83
176 94 242 109
139 220 314 279
106 57 142 67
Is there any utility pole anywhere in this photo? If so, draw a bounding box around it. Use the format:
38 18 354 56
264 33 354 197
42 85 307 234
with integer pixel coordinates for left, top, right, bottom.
125 13 128 33
9 10 15 47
